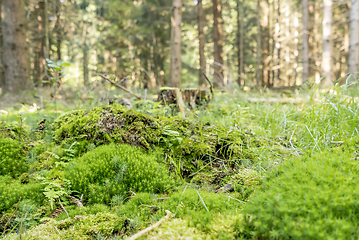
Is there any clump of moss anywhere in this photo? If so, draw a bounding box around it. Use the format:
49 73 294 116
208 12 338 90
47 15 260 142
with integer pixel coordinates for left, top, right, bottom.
52 104 279 182
0 175 43 212
0 137 28 177
65 143 173 204
3 212 122 240
241 145 359 239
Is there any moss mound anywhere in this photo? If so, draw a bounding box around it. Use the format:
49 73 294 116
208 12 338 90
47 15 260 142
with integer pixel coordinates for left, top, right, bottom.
53 104 274 179
3 212 121 240
0 175 43 212
242 143 359 239
65 143 173 204
0 137 28 177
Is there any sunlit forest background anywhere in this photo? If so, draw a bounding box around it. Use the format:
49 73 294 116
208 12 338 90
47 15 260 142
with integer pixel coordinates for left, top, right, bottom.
0 0 358 99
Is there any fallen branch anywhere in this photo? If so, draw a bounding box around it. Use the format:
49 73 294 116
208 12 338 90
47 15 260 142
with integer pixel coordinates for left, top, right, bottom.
58 199 69 219
100 74 142 100
128 210 174 240
2 197 21 237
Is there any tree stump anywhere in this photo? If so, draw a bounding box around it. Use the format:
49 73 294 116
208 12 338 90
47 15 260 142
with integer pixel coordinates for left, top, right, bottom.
157 87 211 115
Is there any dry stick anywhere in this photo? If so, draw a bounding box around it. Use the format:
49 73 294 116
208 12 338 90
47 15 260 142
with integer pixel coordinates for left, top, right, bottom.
2 197 21 237
100 74 142 100
128 210 174 240
58 199 69 219
54 226 62 235
202 72 214 98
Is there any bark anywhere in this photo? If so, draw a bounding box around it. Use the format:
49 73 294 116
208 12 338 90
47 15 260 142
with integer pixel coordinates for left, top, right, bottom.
302 0 309 84
198 0 206 88
237 0 244 86
0 1 2 89
349 0 359 74
256 0 261 87
82 23 89 86
262 0 270 88
322 0 333 88
169 0 182 88
274 0 281 86
212 0 224 88
2 0 31 93
44 0 49 59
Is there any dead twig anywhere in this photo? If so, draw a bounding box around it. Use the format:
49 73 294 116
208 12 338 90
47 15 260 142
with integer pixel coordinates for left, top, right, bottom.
128 210 174 240
2 197 21 237
330 141 344 144
100 74 142 100
54 226 62 235
58 199 69 219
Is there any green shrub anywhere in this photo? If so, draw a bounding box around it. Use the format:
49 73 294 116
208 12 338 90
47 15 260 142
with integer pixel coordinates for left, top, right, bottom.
0 176 44 212
242 145 359 239
0 137 28 177
65 144 173 204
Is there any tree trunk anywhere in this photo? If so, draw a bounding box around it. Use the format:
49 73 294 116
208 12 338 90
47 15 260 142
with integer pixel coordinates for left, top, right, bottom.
262 0 270 88
302 0 309 84
237 0 244 86
212 0 224 88
2 0 31 94
274 0 281 87
198 0 206 89
349 0 359 74
44 0 49 60
322 0 332 88
0 1 2 90
169 0 182 88
82 23 89 86
256 0 261 87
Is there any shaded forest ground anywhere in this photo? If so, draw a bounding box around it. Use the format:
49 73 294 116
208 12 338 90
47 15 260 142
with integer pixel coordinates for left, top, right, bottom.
0 84 359 239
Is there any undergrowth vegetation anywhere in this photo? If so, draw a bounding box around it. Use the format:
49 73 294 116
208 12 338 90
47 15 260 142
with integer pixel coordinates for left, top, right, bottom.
1 84 359 239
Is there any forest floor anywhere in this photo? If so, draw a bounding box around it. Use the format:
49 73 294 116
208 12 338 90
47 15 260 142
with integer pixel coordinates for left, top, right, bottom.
0 85 359 240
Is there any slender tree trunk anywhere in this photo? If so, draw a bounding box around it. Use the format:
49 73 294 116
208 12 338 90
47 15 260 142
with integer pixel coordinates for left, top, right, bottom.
0 1 3 90
44 0 49 60
349 0 359 74
82 23 89 86
274 0 281 87
236 0 241 86
302 0 309 84
212 0 224 88
198 0 206 88
2 0 31 94
322 0 332 88
262 0 270 87
169 0 182 88
240 0 244 86
56 0 61 61
256 0 261 87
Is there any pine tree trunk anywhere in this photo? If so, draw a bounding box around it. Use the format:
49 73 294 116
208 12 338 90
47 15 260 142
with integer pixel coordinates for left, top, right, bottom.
198 0 206 88
2 0 31 94
170 0 182 88
274 0 281 87
236 0 241 86
302 0 309 84
212 0 224 88
262 0 270 88
349 0 359 74
322 0 332 88
256 0 261 87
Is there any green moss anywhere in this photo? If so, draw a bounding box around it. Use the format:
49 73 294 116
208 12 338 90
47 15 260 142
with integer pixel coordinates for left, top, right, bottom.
65 144 174 204
52 104 283 183
0 137 28 177
3 212 122 240
242 145 359 239
0 175 44 212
